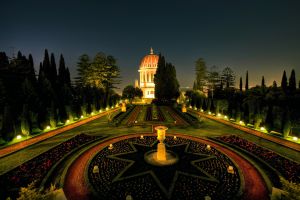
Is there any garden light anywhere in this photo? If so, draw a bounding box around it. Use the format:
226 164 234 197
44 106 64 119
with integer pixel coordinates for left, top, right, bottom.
16 135 22 140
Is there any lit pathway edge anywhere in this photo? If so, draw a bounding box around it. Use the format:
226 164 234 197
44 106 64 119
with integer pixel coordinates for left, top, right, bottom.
0 108 120 158
188 109 300 152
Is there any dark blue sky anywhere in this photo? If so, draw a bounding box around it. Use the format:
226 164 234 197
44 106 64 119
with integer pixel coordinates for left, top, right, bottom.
1 0 300 90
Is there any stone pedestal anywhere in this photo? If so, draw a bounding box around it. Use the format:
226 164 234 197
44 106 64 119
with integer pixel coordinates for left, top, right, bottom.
157 143 166 161
155 126 168 161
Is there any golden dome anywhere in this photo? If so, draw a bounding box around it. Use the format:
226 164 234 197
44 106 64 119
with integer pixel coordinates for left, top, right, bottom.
139 48 159 69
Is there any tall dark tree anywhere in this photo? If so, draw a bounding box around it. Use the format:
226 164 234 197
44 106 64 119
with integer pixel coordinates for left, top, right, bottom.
282 108 291 138
245 71 249 91
239 77 243 92
261 76 265 87
122 85 136 103
154 54 166 99
28 54 36 83
265 105 274 133
154 54 179 102
1 105 15 140
49 53 58 85
42 49 51 80
58 54 67 85
281 70 288 92
221 67 235 88
288 69 296 92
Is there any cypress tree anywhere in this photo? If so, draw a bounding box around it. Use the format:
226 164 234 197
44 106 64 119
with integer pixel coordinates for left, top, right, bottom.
38 62 44 82
49 101 57 128
265 105 274 133
42 49 51 81
261 76 265 87
281 70 288 92
282 108 291 138
50 53 58 85
65 67 71 86
243 103 250 124
21 104 31 136
154 54 165 100
239 77 243 91
1 105 15 141
58 54 66 86
289 69 296 91
28 54 36 84
245 71 249 91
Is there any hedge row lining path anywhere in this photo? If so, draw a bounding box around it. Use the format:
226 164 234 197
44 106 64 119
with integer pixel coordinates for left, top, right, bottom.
189 109 300 152
0 108 119 158
63 133 268 200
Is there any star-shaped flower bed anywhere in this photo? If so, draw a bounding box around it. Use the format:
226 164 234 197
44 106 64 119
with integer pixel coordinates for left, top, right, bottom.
88 136 240 200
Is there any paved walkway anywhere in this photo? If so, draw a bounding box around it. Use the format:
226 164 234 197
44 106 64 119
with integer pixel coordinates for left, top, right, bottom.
63 133 269 200
0 108 119 158
189 109 300 152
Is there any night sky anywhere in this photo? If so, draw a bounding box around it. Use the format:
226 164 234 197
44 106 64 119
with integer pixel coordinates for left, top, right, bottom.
1 0 300 91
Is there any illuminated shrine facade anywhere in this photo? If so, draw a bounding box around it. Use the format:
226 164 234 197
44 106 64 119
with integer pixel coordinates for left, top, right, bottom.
138 48 158 98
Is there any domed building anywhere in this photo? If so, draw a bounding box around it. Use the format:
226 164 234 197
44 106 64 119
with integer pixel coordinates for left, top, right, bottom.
138 48 159 98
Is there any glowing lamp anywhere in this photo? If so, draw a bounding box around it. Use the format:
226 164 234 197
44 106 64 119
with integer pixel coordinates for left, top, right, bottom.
66 120 70 123
293 137 298 141
106 107 109 111
224 115 228 119
91 112 94 115
227 165 234 174
201 109 204 112
80 115 84 119
260 127 265 131
16 135 22 140
140 135 144 140
217 113 221 117
208 111 211 115
108 144 113 150
46 125 51 130
206 144 211 150
93 165 99 174
173 136 177 140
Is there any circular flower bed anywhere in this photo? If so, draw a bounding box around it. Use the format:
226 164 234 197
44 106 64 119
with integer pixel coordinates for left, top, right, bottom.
88 136 241 200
